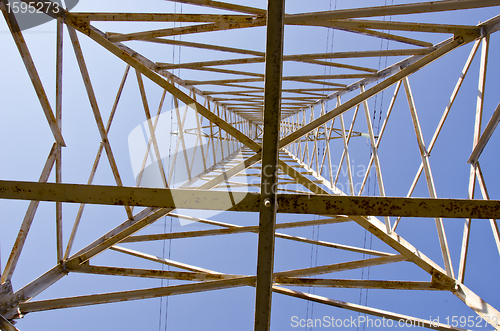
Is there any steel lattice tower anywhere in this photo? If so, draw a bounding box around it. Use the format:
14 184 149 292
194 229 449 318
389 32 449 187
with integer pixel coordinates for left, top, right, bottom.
0 0 500 330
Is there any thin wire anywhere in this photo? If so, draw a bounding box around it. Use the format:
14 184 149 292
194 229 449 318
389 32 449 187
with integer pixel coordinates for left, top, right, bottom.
0 239 2 280
309 222 320 331
158 3 183 330
304 222 315 330
163 217 173 331
306 1 336 329
362 5 393 328
358 1 392 328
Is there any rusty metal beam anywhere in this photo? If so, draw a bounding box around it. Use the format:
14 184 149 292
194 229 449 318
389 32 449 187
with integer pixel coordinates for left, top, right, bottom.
1 180 500 219
19 277 255 313
0 0 65 146
0 314 19 331
454 284 500 330
107 20 265 42
68 12 258 23
0 145 57 284
275 255 406 278
299 19 479 35
284 0 500 23
55 19 64 264
164 0 267 15
121 218 393 257
273 286 466 331
468 101 500 164
0 265 67 319
274 279 454 291
70 265 240 281
254 0 285 329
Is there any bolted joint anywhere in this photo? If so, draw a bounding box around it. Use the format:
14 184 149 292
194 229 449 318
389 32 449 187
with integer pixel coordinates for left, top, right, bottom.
0 281 13 298
431 269 457 291
263 198 272 208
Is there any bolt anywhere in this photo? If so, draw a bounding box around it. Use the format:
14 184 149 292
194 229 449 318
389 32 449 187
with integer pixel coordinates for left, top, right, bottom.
264 198 271 207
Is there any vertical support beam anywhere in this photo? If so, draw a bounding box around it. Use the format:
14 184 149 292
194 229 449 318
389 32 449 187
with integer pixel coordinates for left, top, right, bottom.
361 85 391 233
217 105 225 160
208 100 218 164
134 89 167 192
135 70 169 188
295 113 300 158
404 77 454 278
334 104 359 186
359 81 400 198
318 102 334 187
224 109 231 154
55 19 64 263
458 36 489 283
308 106 315 169
170 84 193 183
194 102 208 171
0 0 65 146
301 109 309 164
468 101 500 164
309 106 319 172
254 0 284 330
188 92 204 174
476 163 500 257
67 26 133 220
338 97 354 195
393 40 480 231
63 66 130 260
1 144 57 284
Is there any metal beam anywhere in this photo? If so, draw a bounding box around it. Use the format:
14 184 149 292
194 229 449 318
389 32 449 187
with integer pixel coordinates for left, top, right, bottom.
284 0 500 23
273 286 466 331
458 35 489 284
468 101 500 164
0 314 19 331
107 20 265 42
1 180 500 219
121 218 393 257
299 19 479 35
278 36 471 148
19 277 255 313
454 283 500 330
0 0 65 146
110 246 222 274
163 0 267 15
67 12 258 23
1 145 57 284
274 279 454 291
64 19 260 152
255 0 285 329
0 265 67 319
403 77 454 278
63 65 131 260
275 255 406 278
67 25 134 220
70 265 240 281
